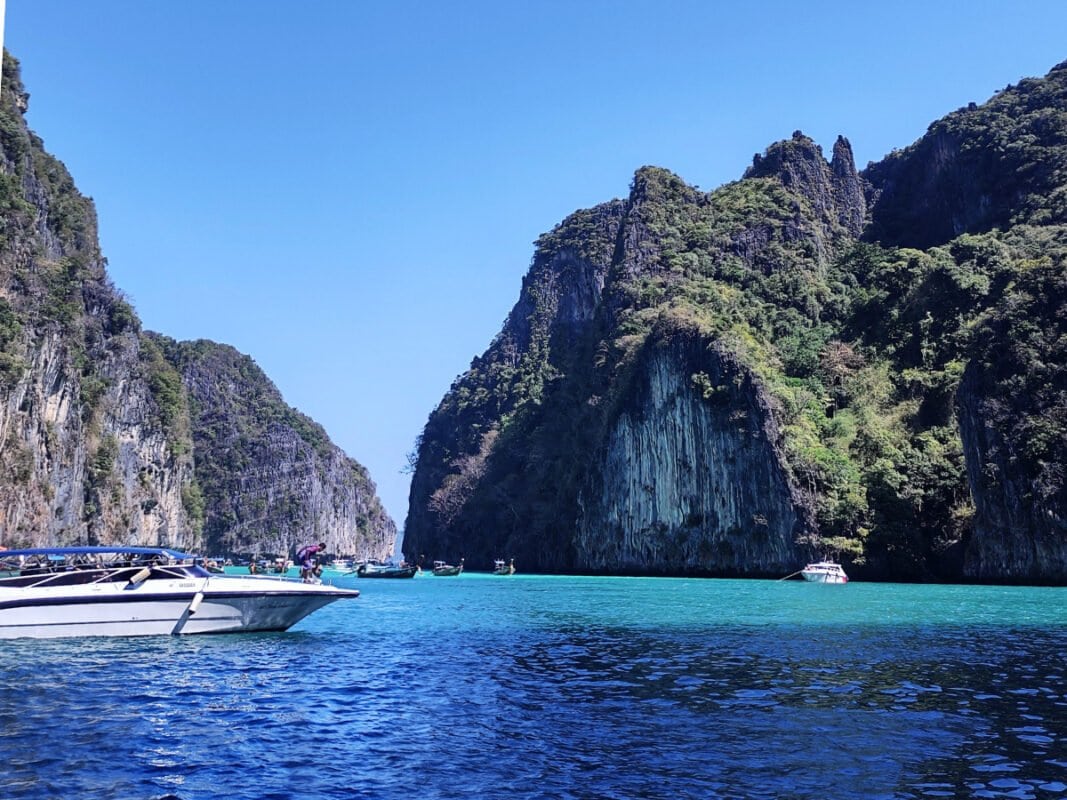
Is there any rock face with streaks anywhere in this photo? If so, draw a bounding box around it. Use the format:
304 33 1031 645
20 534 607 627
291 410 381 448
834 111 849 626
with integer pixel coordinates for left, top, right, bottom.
575 333 809 575
0 53 196 549
159 337 395 560
953 260 1067 583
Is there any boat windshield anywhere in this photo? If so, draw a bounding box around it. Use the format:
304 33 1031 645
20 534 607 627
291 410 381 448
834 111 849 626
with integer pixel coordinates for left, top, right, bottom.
0 549 210 589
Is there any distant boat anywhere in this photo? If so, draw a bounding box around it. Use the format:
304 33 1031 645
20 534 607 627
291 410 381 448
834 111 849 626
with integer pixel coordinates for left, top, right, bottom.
432 559 463 577
492 559 515 576
801 561 848 584
353 561 418 579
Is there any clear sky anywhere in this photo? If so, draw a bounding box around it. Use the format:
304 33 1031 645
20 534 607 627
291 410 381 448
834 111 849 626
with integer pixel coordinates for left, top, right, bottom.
5 1 1067 529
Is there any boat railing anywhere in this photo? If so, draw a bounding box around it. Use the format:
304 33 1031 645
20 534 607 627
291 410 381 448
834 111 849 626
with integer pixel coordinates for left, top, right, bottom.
0 558 211 590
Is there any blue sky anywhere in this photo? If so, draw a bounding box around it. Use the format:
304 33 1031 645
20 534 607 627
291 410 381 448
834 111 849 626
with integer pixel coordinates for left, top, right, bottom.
6 1 1067 528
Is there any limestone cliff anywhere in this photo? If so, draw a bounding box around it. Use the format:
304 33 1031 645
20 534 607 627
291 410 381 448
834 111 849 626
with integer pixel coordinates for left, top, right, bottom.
405 149 856 574
0 52 396 558
0 53 196 548
954 243 1067 582
575 329 810 575
158 337 395 560
864 60 1067 249
404 201 625 567
408 59 1067 583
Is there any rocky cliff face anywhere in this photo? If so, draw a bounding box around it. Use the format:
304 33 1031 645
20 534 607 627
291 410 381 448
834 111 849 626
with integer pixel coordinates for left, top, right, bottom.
408 59 1067 583
159 338 395 560
405 146 854 574
403 202 625 567
575 330 810 575
0 52 396 557
864 60 1067 249
0 53 197 549
954 251 1067 582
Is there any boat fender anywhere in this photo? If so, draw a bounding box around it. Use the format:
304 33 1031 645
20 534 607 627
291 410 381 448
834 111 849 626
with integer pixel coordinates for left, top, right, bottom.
188 591 204 616
128 566 152 585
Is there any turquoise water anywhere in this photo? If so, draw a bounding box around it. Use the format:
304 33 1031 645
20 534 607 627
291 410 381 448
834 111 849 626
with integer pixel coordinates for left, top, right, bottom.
2 573 1066 799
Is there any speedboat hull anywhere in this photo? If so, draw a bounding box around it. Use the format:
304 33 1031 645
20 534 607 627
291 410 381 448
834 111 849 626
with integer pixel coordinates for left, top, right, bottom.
0 572 358 639
801 572 847 584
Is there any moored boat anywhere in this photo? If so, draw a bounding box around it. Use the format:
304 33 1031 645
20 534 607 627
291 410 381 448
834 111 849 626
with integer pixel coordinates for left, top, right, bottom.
432 559 463 577
800 561 848 584
0 546 359 639
492 559 515 576
353 561 418 579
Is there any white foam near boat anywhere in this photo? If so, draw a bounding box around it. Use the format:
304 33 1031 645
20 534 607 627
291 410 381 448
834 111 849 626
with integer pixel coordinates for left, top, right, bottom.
0 546 359 639
800 561 849 584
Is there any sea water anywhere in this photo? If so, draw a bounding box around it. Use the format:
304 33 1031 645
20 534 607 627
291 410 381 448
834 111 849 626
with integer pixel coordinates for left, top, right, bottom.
1 574 1065 799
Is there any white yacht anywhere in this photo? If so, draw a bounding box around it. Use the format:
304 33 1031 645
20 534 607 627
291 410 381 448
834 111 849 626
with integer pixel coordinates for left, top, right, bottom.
0 546 359 639
800 561 849 584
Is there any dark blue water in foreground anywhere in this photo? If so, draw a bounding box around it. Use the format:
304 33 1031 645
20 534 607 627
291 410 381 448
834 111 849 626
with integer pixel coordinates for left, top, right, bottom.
2 574 1066 799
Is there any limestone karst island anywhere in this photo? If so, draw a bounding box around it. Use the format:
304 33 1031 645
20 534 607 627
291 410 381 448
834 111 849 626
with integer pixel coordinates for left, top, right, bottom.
2 50 1067 585
402 60 1067 584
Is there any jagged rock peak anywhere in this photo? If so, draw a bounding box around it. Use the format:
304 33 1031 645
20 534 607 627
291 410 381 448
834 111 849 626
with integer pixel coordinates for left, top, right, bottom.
830 136 867 235
745 131 866 236
628 166 701 205
745 130 825 182
830 135 857 175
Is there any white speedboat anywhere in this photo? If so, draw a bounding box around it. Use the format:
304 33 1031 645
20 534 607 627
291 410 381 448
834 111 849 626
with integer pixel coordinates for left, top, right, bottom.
0 546 359 639
801 561 848 584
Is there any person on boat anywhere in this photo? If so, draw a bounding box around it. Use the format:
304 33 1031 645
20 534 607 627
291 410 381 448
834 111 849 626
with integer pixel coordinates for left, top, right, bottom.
248 560 258 574
297 542 327 583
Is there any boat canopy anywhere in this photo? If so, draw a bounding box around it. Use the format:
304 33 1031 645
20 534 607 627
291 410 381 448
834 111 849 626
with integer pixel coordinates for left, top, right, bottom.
0 546 199 560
